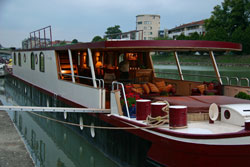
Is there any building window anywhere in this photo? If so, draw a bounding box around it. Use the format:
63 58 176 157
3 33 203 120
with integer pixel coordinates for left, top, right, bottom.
148 32 153 35
31 52 35 70
18 53 21 66
39 52 45 72
144 21 152 25
13 53 17 65
137 21 142 24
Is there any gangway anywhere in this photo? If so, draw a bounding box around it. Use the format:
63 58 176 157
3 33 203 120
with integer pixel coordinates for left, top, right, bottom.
0 106 111 114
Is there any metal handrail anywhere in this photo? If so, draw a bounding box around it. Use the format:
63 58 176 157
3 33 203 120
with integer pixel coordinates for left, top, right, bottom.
59 73 104 88
240 78 249 87
112 81 130 118
229 77 239 86
154 71 230 85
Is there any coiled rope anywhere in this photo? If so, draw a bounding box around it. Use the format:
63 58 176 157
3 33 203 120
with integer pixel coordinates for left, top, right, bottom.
27 110 166 130
145 101 169 126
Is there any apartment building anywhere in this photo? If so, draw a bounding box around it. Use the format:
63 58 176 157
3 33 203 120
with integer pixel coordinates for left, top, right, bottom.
168 20 205 39
136 14 160 40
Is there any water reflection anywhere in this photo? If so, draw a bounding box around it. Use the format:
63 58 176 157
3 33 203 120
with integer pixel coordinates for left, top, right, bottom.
0 76 118 167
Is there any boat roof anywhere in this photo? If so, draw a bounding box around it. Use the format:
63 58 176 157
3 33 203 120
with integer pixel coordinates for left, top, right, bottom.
18 40 242 52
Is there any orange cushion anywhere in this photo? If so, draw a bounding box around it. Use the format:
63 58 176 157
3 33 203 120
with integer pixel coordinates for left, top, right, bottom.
155 81 166 92
197 84 206 94
132 84 141 88
165 84 173 92
131 88 144 95
142 83 150 94
148 82 160 93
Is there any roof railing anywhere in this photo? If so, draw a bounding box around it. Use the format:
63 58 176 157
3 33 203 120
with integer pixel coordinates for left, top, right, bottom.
29 26 52 49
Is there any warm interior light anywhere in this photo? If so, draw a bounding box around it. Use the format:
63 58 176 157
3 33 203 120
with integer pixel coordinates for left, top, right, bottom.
95 52 100 57
95 61 103 68
82 52 87 68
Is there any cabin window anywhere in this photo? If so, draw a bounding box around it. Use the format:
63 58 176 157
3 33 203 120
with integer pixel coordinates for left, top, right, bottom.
18 53 21 66
31 52 35 70
35 54 38 64
14 53 16 65
39 52 45 72
24 54 26 63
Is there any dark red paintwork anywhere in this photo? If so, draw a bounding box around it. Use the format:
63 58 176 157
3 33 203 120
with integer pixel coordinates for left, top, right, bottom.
136 99 151 120
19 40 242 52
169 106 187 128
151 102 167 117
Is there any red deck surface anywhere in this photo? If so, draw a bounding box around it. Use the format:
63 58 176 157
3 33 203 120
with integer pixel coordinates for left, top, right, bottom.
153 96 250 113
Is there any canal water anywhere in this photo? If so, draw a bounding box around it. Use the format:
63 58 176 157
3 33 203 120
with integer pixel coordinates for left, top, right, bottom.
154 65 250 86
0 77 119 167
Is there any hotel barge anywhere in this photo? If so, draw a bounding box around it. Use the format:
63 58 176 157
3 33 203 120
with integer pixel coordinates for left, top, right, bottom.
10 27 250 166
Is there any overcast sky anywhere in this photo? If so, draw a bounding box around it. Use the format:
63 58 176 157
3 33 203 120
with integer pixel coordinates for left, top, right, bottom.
0 0 224 48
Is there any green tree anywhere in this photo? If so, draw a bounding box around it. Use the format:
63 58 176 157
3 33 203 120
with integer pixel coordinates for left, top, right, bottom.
71 39 78 44
92 36 104 42
105 25 122 39
176 33 187 40
188 32 202 40
204 0 250 53
204 27 229 41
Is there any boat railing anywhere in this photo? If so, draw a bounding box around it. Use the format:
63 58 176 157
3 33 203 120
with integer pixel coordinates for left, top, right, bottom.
229 77 239 86
112 81 130 118
154 71 230 85
155 71 250 87
59 73 104 88
239 78 249 87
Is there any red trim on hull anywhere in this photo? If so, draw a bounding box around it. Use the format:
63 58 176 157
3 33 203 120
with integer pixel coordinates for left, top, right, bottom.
148 140 250 167
99 115 250 166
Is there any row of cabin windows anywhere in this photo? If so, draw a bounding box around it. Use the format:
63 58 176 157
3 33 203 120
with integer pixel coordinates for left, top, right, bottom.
13 52 45 72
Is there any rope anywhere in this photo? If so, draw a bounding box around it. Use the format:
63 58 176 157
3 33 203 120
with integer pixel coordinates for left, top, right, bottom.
145 101 170 126
27 111 166 130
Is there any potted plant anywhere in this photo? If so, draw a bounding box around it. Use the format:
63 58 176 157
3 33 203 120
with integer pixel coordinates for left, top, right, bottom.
121 93 140 118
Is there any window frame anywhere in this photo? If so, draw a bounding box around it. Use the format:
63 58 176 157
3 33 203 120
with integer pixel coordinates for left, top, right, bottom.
18 53 21 66
31 52 35 70
14 53 16 65
24 54 26 63
39 52 45 72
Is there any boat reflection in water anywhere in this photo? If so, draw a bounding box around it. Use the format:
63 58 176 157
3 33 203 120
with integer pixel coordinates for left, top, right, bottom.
3 77 118 167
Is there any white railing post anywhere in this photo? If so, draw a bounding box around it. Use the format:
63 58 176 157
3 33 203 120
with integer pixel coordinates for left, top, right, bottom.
209 51 222 85
68 49 75 83
174 51 184 80
88 48 97 88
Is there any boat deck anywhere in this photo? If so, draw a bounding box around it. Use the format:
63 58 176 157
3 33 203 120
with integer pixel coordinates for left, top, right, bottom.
167 121 244 134
153 96 250 113
125 117 244 135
